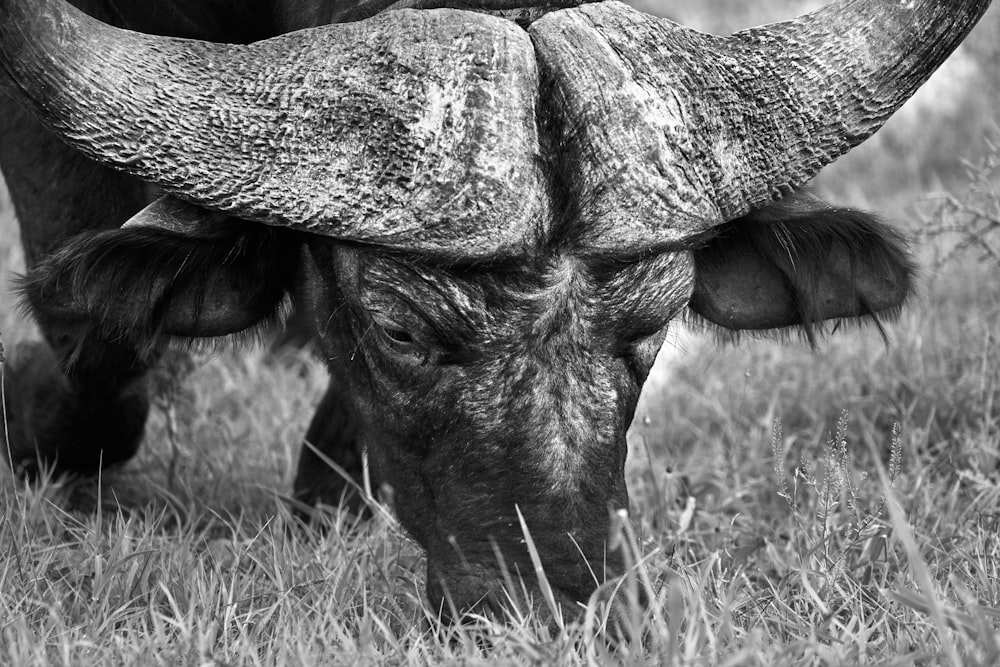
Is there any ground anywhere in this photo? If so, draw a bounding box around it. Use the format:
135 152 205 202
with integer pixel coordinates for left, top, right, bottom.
2 1 1000 664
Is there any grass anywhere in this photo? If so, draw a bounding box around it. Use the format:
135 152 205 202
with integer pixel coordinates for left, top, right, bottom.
9 311 1000 664
2 1 1000 664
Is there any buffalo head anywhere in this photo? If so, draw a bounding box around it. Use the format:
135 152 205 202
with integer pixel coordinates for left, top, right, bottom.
0 0 989 620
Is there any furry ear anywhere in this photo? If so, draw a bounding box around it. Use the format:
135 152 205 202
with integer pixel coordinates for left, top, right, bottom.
688 193 915 344
19 221 301 359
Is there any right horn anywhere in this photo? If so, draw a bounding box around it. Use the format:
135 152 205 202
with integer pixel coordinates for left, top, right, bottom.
530 0 992 253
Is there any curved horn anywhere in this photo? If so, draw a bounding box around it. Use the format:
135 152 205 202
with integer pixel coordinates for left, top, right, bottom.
0 0 546 257
530 0 991 252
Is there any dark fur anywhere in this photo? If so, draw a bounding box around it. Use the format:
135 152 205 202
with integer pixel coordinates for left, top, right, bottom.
2 339 149 478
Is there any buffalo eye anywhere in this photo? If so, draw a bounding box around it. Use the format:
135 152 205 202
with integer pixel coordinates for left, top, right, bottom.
371 312 434 366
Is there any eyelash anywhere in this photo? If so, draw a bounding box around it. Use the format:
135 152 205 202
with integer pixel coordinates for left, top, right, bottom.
370 317 435 367
381 324 415 345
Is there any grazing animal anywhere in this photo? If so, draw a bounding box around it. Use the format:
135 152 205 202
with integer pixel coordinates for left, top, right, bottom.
0 0 989 619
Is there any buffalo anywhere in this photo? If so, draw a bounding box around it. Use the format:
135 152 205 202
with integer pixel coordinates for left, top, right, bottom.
0 0 990 620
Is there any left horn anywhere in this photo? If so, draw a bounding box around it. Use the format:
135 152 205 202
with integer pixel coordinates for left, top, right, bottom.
0 0 545 257
530 0 991 252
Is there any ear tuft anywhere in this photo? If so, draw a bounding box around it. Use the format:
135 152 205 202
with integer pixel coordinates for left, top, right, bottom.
18 222 300 361
688 192 916 346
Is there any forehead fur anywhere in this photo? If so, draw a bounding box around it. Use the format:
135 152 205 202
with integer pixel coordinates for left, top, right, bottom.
352 247 695 339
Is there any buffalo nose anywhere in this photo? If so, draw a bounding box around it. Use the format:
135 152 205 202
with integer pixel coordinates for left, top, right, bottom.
424 561 595 624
